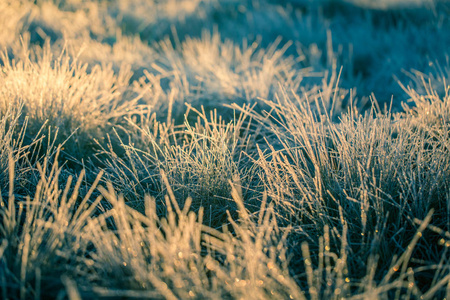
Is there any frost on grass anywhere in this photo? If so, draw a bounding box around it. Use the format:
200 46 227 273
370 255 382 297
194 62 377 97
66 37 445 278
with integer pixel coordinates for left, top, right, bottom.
1 0 450 299
0 151 302 299
0 42 144 161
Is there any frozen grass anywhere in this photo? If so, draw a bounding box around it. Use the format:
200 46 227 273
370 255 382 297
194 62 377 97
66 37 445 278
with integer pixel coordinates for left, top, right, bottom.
240 79 450 295
1 0 450 299
1 149 303 299
0 41 145 163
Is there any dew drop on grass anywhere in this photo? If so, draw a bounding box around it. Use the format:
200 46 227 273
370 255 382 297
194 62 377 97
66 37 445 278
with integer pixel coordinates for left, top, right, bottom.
86 259 94 266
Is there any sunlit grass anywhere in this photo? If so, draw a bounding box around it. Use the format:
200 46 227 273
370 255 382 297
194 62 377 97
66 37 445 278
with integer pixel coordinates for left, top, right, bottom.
1 0 450 299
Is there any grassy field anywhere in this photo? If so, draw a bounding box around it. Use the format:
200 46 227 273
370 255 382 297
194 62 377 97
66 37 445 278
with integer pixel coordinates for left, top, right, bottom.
1 0 450 299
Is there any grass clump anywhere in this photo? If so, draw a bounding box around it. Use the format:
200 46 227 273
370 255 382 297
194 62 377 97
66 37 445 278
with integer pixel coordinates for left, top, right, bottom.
1 149 303 299
242 74 450 297
97 106 257 227
0 151 104 299
78 182 303 299
0 41 144 162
